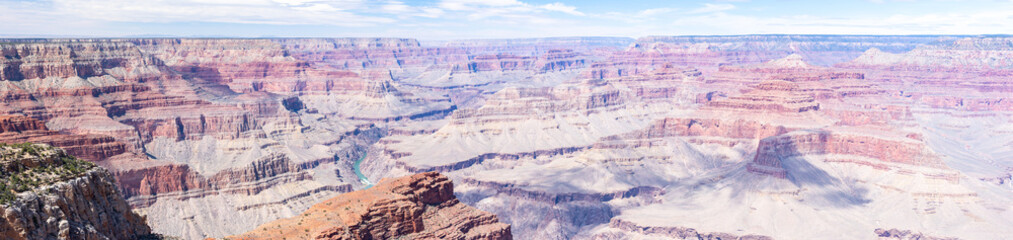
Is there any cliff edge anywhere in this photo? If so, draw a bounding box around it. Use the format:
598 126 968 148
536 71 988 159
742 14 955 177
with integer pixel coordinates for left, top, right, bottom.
0 143 152 239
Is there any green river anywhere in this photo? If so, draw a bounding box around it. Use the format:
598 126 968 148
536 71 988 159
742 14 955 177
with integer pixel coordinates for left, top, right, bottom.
352 152 373 188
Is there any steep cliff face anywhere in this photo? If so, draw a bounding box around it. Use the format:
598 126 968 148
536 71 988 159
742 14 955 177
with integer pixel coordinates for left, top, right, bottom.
748 129 946 178
228 172 511 240
0 40 163 82
0 143 151 239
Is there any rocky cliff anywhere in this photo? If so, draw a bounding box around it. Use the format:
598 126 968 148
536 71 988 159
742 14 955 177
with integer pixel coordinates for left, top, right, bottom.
1 36 1013 239
0 143 151 239
227 172 511 240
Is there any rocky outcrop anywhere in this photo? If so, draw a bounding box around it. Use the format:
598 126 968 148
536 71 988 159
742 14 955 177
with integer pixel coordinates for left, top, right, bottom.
115 152 348 205
0 143 151 239
227 172 511 240
706 80 821 113
748 129 946 178
0 115 128 162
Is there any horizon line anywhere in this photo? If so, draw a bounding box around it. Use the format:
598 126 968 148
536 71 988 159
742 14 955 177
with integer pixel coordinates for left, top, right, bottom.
1 34 1012 42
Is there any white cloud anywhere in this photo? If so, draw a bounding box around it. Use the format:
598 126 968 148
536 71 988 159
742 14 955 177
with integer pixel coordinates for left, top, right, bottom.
2 0 1013 39
434 0 580 25
638 8 677 17
293 3 341 12
377 1 446 18
438 0 526 11
416 7 446 18
48 0 391 26
381 1 413 13
690 3 736 14
666 8 1013 35
539 2 585 16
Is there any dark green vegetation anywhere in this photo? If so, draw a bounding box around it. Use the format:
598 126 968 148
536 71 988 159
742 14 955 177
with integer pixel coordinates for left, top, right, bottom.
0 143 97 205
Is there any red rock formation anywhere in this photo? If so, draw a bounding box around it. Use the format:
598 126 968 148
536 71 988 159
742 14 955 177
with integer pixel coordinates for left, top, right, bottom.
227 172 511 240
748 130 946 178
115 153 355 207
130 39 364 94
707 80 821 113
0 115 128 161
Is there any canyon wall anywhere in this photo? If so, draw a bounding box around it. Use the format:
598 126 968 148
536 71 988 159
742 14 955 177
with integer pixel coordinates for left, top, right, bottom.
0 35 1011 239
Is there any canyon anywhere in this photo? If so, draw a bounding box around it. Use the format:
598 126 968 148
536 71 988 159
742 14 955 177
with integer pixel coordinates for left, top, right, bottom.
0 35 1011 239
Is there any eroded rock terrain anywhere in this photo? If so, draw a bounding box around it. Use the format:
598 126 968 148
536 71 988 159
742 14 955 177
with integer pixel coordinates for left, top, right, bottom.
0 35 1011 239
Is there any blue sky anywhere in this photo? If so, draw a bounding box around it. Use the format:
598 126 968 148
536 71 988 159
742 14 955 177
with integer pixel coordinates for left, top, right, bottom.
1 0 1011 39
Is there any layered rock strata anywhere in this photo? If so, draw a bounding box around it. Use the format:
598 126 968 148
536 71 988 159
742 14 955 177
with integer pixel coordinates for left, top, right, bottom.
748 129 946 178
3 35 1013 240
0 143 151 239
228 172 511 240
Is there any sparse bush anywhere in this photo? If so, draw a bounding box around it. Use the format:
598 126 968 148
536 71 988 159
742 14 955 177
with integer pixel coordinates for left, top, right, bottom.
0 143 97 205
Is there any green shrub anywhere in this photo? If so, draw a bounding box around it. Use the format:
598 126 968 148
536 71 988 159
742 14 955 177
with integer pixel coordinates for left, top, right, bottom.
0 143 97 205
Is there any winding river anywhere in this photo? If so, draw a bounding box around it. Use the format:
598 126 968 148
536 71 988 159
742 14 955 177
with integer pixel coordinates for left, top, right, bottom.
353 152 373 188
